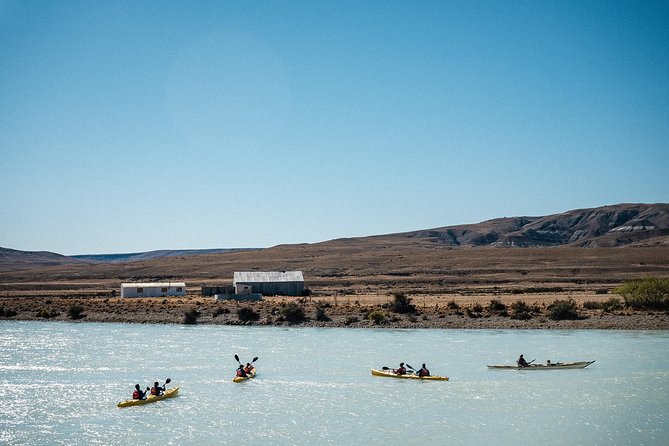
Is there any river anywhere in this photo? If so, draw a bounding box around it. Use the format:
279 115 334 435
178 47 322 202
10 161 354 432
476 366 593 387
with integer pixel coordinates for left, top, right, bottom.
1 321 667 445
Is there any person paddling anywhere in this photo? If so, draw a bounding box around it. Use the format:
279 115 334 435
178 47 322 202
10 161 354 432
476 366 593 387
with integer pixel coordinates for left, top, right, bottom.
517 354 530 368
236 364 248 378
393 362 407 375
150 381 165 396
244 362 255 374
132 384 147 400
417 363 430 377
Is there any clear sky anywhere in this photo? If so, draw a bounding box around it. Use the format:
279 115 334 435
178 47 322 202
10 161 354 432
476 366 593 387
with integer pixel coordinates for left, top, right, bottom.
1 1 668 255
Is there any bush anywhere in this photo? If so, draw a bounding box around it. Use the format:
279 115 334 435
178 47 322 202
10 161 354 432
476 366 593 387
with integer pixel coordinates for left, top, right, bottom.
315 306 331 322
67 305 85 320
388 292 416 314
37 308 58 319
279 303 306 324
510 300 535 320
595 288 609 295
488 299 507 312
0 307 17 317
583 301 602 310
213 307 230 317
367 310 386 324
547 299 579 320
237 307 260 322
615 277 669 310
601 297 623 312
183 308 200 324
447 300 460 310
344 316 359 325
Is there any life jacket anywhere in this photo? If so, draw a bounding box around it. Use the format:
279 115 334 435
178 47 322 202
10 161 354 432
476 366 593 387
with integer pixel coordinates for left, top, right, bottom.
236 369 246 377
418 369 429 377
244 366 253 374
150 387 159 395
132 390 141 399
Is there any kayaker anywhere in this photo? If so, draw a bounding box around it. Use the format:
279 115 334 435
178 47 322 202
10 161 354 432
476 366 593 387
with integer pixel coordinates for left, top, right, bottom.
132 384 147 400
393 362 407 375
150 381 165 396
244 362 255 374
236 365 248 378
517 354 529 367
417 363 430 377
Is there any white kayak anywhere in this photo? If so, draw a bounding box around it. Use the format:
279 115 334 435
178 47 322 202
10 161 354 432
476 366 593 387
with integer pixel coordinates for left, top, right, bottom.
487 360 595 370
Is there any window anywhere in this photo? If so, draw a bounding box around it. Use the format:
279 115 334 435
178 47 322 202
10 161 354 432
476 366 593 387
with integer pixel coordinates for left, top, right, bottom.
136 288 143 293
176 287 183 292
161 287 168 292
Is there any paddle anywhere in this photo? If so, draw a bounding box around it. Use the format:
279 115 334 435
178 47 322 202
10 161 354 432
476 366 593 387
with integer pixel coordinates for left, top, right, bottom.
234 355 259 377
235 355 259 366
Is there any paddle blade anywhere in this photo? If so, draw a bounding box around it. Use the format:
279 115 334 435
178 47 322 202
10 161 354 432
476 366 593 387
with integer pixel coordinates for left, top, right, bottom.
382 366 390 370
234 354 240 362
252 356 258 363
406 364 415 370
165 378 171 384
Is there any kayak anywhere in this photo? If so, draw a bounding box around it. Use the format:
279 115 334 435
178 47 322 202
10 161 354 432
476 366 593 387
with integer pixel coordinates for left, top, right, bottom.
233 368 257 383
487 361 595 370
371 369 449 381
117 386 180 408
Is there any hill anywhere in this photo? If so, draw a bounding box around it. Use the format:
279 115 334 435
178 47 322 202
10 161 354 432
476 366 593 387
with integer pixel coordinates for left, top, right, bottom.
0 247 90 271
392 203 669 247
71 248 259 263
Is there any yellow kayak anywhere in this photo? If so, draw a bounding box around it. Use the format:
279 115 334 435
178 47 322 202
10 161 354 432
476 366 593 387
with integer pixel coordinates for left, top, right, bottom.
117 387 180 408
233 368 257 383
371 369 449 381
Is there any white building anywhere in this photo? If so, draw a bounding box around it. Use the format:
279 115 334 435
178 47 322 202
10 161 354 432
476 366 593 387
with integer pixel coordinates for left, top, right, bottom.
121 282 186 298
233 271 304 296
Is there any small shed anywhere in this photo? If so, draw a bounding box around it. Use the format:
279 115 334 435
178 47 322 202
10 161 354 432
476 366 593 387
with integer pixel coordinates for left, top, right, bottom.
121 282 186 298
233 271 304 296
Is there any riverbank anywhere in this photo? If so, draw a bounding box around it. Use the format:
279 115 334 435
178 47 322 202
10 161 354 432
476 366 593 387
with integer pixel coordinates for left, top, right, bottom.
2 293 668 329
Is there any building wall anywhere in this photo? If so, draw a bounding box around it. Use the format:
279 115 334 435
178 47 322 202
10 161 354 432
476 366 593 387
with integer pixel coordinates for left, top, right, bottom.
234 281 304 296
121 284 186 298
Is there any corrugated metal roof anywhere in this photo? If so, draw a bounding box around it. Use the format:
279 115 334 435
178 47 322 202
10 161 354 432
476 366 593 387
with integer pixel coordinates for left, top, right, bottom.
121 282 186 288
233 271 304 283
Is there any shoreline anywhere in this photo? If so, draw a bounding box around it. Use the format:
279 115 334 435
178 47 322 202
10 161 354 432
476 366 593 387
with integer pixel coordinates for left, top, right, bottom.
2 295 668 330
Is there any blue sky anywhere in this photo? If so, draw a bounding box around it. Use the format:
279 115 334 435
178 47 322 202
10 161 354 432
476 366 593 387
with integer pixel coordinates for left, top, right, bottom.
1 1 668 255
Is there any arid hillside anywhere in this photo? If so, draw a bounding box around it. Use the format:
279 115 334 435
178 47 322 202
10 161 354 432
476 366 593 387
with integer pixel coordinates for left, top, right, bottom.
1 203 668 298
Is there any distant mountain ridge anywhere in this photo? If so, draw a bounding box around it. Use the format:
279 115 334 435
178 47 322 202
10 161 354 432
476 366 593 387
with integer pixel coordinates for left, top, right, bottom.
72 248 259 263
1 203 667 274
393 203 669 247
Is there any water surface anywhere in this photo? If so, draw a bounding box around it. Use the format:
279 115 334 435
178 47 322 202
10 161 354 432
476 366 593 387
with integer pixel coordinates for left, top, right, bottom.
1 322 667 445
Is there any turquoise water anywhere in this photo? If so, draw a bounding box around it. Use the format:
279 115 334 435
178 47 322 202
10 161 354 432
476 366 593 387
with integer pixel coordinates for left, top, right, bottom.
1 322 667 445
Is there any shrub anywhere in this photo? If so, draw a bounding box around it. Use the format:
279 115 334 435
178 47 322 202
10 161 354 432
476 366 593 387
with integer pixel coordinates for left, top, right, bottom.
367 310 386 324
466 308 480 318
488 299 507 312
237 307 260 322
183 308 200 324
344 316 359 325
315 306 331 322
213 307 230 318
37 308 58 319
547 299 579 320
595 288 609 295
447 300 460 310
0 307 17 317
615 277 669 310
279 303 306 324
388 292 416 314
583 301 602 310
67 305 85 320
510 300 534 320
601 297 623 312
471 303 483 313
